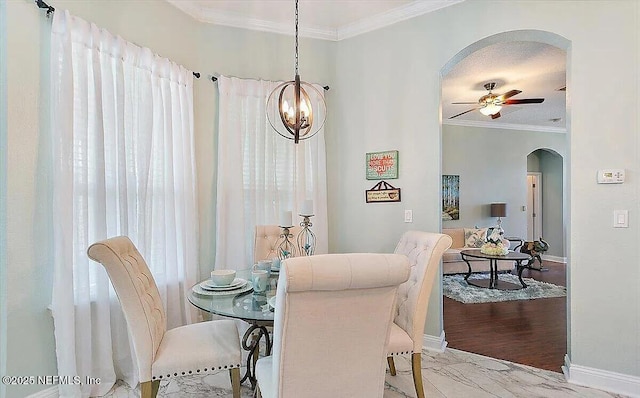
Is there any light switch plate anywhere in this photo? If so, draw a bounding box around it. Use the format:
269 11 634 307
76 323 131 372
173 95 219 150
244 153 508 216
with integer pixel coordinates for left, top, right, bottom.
404 210 413 223
613 210 628 228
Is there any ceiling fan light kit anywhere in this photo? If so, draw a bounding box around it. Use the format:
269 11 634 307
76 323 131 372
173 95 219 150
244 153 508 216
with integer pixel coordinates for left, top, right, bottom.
267 0 326 144
449 82 544 120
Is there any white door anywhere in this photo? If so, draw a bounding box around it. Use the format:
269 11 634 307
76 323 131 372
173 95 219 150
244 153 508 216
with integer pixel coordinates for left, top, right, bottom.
526 173 542 241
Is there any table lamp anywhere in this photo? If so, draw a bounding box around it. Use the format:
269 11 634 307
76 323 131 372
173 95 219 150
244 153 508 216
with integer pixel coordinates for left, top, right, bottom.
490 203 507 231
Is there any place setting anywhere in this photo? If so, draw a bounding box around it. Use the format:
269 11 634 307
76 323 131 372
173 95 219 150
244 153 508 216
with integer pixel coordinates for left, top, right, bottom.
192 269 253 296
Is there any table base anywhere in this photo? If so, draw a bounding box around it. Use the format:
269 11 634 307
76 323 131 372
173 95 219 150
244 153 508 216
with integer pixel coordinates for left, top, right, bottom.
240 323 272 388
461 250 533 290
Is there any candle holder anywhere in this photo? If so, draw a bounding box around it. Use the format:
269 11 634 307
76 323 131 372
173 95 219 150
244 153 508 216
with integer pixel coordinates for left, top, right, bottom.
277 226 298 259
297 215 316 256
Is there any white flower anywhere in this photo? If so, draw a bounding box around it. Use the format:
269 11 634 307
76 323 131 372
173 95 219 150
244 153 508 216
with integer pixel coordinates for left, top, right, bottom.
480 242 509 256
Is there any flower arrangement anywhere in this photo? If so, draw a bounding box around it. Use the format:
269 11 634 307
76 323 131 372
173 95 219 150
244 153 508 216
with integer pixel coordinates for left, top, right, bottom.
480 242 509 256
480 227 509 256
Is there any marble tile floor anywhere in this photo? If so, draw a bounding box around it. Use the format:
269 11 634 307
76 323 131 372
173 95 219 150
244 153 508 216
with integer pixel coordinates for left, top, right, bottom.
103 348 626 398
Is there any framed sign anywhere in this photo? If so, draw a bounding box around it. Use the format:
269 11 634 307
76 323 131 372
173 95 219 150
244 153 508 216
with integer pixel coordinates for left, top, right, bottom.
366 150 399 180
366 181 401 203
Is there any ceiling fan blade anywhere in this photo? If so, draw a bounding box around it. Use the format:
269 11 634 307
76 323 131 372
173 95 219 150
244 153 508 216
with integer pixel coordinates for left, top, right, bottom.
451 102 478 105
449 108 477 119
491 112 501 120
504 98 545 105
497 90 522 102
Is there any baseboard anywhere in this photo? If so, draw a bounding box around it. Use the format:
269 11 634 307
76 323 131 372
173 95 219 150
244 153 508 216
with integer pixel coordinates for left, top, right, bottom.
563 354 640 397
26 386 58 398
422 331 447 353
542 254 567 263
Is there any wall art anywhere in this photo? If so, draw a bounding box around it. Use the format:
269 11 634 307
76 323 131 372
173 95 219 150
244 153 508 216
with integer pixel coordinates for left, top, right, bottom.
442 175 459 220
366 150 398 180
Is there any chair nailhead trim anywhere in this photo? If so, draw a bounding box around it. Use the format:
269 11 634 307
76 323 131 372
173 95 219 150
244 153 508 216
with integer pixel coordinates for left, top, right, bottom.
152 364 240 380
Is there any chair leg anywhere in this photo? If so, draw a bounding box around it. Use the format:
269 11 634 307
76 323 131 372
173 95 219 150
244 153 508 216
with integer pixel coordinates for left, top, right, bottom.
387 356 397 376
140 380 160 398
230 367 241 398
411 352 425 398
255 384 262 398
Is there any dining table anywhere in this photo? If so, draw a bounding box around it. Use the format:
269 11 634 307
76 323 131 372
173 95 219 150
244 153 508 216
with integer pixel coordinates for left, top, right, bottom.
188 268 278 388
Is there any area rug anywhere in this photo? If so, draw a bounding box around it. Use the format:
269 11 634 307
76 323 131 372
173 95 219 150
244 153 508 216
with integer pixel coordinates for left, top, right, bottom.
443 273 566 304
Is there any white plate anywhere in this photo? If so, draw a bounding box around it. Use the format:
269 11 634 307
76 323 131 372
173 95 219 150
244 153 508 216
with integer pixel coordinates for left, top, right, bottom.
268 296 277 309
200 278 247 291
192 281 253 296
205 277 245 288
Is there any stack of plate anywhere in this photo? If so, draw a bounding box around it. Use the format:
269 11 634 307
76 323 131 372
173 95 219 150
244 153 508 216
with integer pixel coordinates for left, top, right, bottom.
193 278 252 296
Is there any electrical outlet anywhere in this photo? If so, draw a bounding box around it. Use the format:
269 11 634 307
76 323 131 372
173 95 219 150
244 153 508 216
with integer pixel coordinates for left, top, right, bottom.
404 210 413 223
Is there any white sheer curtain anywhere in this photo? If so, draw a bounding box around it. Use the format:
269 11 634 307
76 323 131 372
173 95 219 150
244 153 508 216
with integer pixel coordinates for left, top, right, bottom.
215 76 328 270
50 11 199 397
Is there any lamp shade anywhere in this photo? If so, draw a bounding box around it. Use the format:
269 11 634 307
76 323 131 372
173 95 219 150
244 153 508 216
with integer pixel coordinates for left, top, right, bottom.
490 203 507 218
479 103 502 116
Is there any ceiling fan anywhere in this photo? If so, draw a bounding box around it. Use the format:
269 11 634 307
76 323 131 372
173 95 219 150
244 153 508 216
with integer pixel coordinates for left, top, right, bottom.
449 82 545 120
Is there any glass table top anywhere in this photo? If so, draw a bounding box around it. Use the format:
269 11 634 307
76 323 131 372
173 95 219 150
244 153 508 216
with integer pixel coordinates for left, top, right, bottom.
460 248 532 261
188 268 278 324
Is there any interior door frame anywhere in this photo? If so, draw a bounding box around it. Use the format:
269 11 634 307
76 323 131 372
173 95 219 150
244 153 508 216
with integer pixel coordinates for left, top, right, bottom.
527 172 543 241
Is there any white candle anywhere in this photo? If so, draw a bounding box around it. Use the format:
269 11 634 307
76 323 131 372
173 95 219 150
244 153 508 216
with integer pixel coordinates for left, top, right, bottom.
280 210 292 227
301 199 314 215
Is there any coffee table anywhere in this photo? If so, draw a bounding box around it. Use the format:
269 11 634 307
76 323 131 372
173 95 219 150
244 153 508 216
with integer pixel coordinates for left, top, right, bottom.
460 249 532 290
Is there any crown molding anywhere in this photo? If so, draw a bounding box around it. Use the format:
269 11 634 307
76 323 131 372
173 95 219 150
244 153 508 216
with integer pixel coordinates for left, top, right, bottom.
165 0 465 41
443 118 567 134
337 0 465 40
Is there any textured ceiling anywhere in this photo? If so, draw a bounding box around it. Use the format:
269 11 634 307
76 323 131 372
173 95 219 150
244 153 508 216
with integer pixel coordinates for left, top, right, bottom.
442 41 567 132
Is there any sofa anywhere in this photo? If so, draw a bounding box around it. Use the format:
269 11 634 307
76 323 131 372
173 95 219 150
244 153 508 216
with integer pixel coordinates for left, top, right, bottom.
441 228 514 275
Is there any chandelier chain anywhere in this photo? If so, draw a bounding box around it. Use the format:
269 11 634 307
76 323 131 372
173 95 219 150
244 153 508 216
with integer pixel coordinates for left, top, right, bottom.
295 0 299 75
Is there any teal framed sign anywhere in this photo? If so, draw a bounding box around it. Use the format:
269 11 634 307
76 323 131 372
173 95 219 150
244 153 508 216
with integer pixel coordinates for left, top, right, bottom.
366 150 399 180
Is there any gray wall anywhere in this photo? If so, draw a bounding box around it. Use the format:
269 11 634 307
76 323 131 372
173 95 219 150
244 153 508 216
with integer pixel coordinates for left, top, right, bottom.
6 4 58 397
5 0 640 396
442 126 566 258
329 0 639 378
1 0 8 396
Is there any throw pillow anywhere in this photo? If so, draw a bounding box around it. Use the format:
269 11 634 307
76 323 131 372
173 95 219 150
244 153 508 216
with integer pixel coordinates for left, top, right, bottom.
464 228 487 248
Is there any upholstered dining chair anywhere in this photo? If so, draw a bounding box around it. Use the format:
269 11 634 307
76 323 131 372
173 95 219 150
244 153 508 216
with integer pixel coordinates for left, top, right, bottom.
253 225 302 263
386 231 453 398
87 236 242 398
255 253 410 398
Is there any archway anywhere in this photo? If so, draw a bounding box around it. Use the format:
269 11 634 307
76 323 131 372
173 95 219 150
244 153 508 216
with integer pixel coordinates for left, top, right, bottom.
526 148 565 260
439 30 571 371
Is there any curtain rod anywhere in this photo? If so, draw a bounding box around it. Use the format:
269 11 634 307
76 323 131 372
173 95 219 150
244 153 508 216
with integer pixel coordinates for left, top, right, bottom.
33 2 325 91
34 1 201 82
207 75 329 91
35 0 55 17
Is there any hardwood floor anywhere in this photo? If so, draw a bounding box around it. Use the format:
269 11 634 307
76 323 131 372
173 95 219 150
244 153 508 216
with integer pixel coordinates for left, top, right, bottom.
443 260 567 373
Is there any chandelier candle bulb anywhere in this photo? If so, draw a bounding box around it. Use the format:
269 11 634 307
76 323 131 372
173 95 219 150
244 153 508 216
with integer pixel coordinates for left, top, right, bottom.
280 210 293 227
301 200 313 215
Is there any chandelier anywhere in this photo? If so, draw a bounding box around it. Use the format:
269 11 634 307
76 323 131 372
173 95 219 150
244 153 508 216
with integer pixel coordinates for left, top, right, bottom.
266 0 326 143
